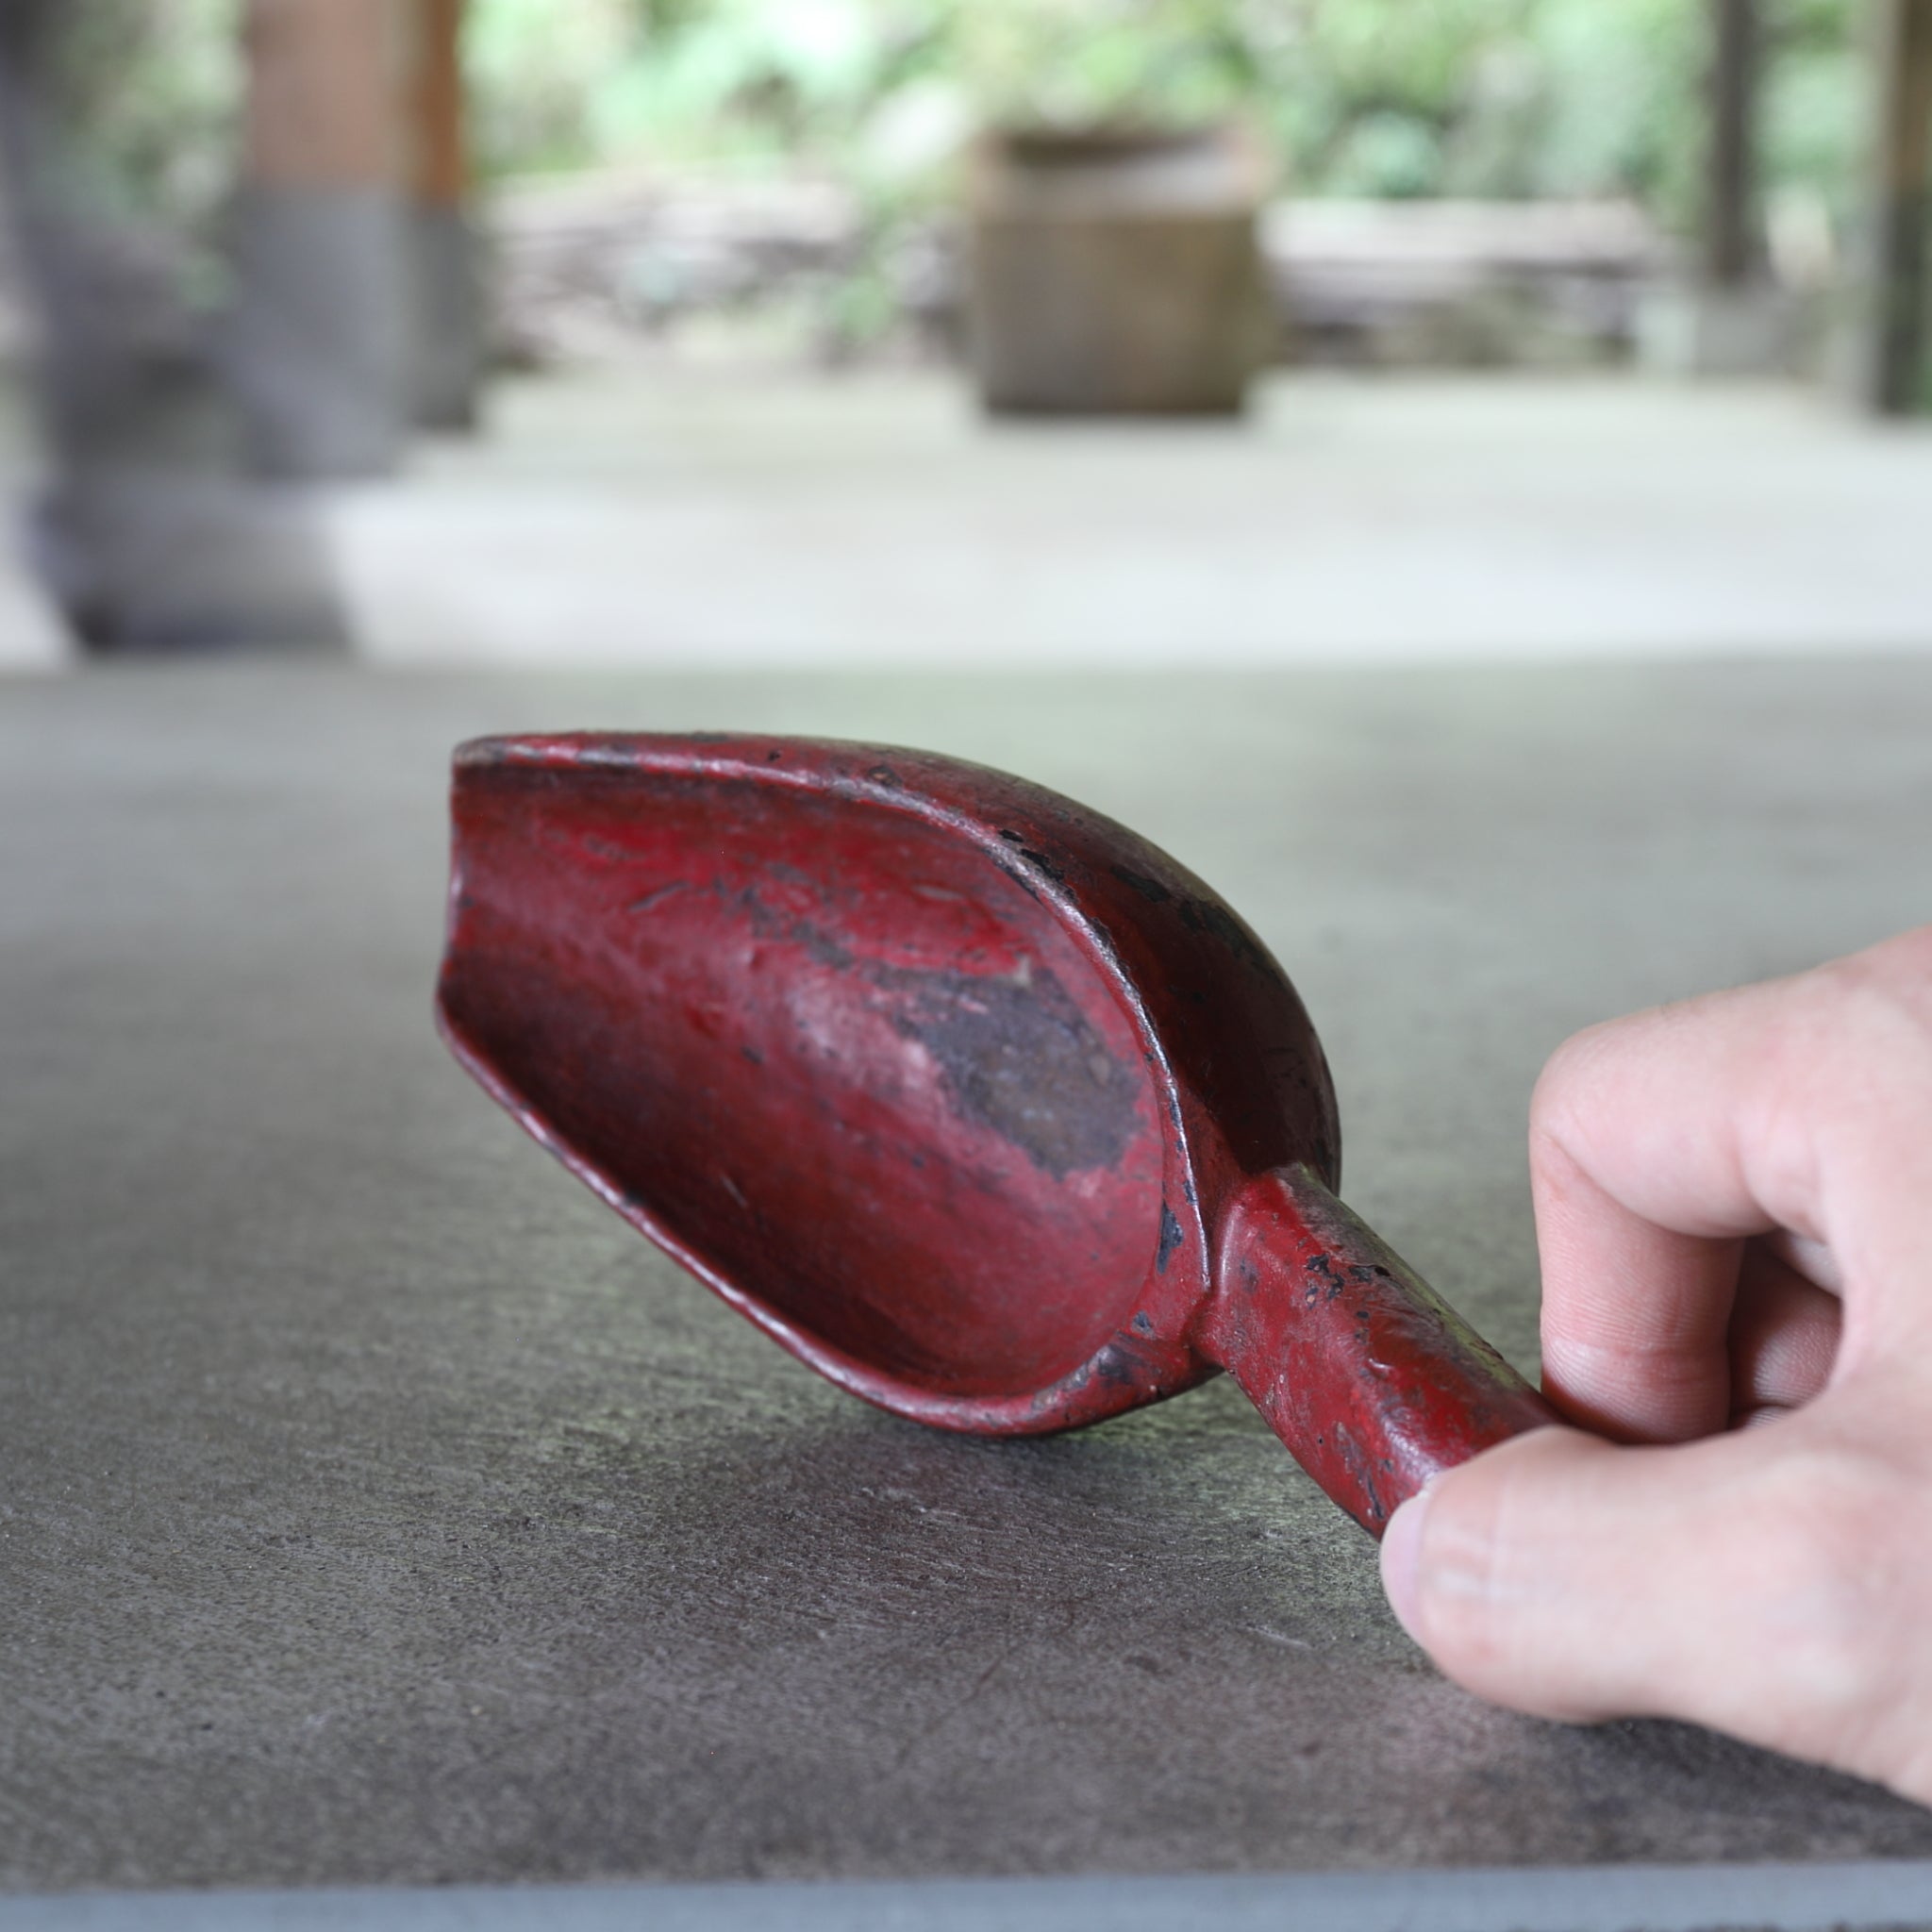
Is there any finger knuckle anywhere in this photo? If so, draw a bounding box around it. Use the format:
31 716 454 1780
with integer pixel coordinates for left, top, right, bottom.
1530 1025 1597 1120
1528 1024 1618 1164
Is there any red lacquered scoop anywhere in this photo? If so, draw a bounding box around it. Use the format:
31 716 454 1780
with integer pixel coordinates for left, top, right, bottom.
437 734 1556 1536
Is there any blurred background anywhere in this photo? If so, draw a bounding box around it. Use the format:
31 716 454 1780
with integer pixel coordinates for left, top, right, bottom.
0 0 1929 671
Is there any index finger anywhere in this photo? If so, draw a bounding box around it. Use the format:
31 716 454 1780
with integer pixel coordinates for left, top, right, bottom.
1529 978 1806 1442
1531 932 1932 1442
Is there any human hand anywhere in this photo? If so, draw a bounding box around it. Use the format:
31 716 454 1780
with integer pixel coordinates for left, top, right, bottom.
1379 926 1932 1805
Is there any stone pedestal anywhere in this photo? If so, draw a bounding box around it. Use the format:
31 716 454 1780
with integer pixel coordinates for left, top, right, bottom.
229 184 411 480
1637 278 1801 377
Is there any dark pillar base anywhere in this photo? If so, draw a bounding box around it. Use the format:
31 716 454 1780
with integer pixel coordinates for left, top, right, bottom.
1857 188 1930 413
229 184 409 481
30 467 349 654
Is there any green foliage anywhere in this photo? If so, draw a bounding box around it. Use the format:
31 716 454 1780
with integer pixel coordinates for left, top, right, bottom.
42 0 242 239
466 0 1861 236
30 0 1865 325
37 0 1864 242
466 0 641 177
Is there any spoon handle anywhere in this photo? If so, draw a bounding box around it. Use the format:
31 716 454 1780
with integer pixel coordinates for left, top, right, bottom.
1199 1165 1559 1538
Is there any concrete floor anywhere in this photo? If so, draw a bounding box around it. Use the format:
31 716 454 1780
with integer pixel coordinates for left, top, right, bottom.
0 384 68 673
6 367 1932 1919
5 660 1932 1902
324 367 1932 669
5 365 1932 673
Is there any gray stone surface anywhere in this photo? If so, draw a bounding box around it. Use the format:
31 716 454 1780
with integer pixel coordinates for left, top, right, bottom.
331 368 1932 670
11 1860 1932 1931
409 206 482 434
4 659 1931 1894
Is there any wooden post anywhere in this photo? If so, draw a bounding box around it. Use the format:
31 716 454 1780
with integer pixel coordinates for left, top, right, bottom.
243 0 397 195
402 0 483 429
409 0 468 211
232 0 410 477
1859 0 1932 413
1705 0 1760 290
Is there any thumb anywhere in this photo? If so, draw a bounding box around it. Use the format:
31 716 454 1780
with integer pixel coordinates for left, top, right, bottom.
1377 1418 1921 1784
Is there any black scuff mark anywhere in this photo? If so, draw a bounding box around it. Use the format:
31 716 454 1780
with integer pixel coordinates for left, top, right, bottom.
1333 1425 1387 1529
1156 1204 1183 1274
1110 865 1172 904
579 834 641 864
735 887 858 973
791 919 857 971
1089 1340 1155 1392
1304 1254 1382 1308
993 859 1042 903
627 881 692 914
994 828 1066 884
732 858 1146 1181
1176 897 1272 973
885 959 1142 1179
1303 1252 1346 1307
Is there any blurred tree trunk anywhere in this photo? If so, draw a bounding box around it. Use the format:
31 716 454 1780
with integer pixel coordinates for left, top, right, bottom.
1704 0 1759 290
1858 0 1932 412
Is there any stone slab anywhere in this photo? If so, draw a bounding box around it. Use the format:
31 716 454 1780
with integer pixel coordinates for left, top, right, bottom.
8 1860 1932 1932
328 369 1932 670
3 661 1930 1895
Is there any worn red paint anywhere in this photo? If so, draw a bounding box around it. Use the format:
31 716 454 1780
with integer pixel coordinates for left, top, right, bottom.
437 734 1556 1536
